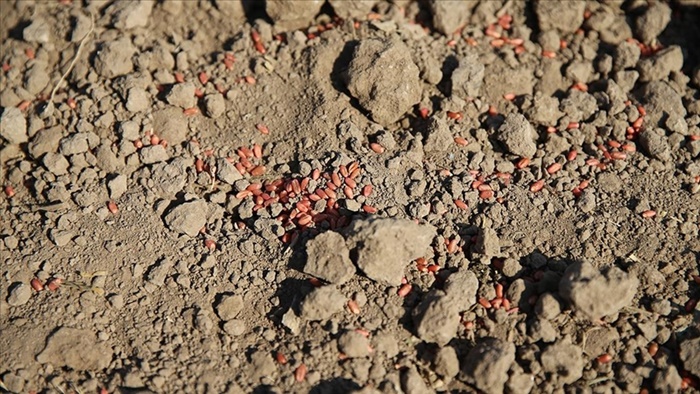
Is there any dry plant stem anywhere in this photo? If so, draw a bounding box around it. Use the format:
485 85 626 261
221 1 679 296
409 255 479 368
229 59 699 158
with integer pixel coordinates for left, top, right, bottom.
44 11 95 115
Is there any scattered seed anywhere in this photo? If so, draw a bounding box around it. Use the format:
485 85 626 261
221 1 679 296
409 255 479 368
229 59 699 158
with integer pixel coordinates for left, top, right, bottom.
198 72 208 85
648 342 658 357
610 151 627 160
397 283 412 297
347 300 360 314
495 283 504 299
454 199 468 210
362 205 377 214
107 201 118 214
4 185 15 197
454 137 468 146
546 163 562 174
530 179 545 192
369 142 384 153
30 278 44 292
503 93 515 101
204 239 216 250
566 121 579 130
597 354 612 363
183 107 199 116
515 157 530 169
685 298 697 312
446 111 463 121
418 107 429 119
362 185 373 197
256 123 269 135
566 150 577 161
542 50 556 58
46 277 62 291
250 166 266 176
276 352 288 365
478 298 491 309
641 210 656 218
479 190 494 199
294 364 307 382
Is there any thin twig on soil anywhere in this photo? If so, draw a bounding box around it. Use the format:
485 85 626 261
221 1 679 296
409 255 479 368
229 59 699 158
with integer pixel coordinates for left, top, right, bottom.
43 11 95 116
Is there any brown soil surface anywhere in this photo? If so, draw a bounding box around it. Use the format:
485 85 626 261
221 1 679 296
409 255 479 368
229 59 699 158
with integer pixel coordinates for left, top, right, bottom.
1 1 700 393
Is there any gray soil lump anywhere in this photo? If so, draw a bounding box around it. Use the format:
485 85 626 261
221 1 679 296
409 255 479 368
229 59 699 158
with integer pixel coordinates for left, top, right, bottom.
462 338 516 394
497 113 537 158
300 285 346 321
534 0 586 34
344 37 421 126
328 0 377 20
430 0 478 35
266 0 324 31
303 231 355 284
36 327 112 370
540 341 584 385
451 53 484 99
680 337 700 377
559 261 638 321
345 218 436 285
164 199 208 237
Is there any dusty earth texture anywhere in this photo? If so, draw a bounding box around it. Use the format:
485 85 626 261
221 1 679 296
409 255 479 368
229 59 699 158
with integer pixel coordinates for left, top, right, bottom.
1 0 700 393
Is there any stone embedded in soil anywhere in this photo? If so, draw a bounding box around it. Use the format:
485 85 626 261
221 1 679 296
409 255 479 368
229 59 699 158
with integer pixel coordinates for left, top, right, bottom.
559 261 639 321
163 199 208 237
540 341 584 385
94 37 136 79
497 113 537 158
303 231 355 285
204 94 225 118
248 350 277 382
337 330 371 358
0 107 28 144
433 346 460 379
328 0 377 20
560 90 597 121
401 365 432 394
412 290 461 346
637 46 684 82
423 116 453 153
345 37 421 126
24 65 50 95
635 81 686 127
534 0 586 34
430 0 478 35
43 152 70 175
146 257 174 287
60 133 90 156
107 174 128 199
450 53 485 99
462 338 516 394
109 0 154 30
526 94 562 126
680 337 700 377
7 283 31 306
634 2 671 44
166 82 196 109
28 126 62 159
216 158 243 185
265 0 324 31
140 144 169 164
653 365 683 393
474 227 500 257
23 19 50 43
126 87 150 112
215 294 244 321
345 218 436 285
152 107 189 145
300 285 346 321
442 270 478 310
639 128 672 162
613 41 642 72
36 327 112 370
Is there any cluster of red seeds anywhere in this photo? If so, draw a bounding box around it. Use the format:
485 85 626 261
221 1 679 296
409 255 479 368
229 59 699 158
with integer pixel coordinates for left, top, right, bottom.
231 159 375 244
29 277 62 292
